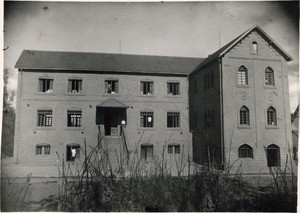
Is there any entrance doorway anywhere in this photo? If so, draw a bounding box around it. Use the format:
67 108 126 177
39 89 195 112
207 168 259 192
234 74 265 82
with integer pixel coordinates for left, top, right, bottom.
104 110 119 135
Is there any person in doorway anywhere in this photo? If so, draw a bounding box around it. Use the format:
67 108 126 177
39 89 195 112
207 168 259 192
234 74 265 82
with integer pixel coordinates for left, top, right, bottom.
71 147 76 161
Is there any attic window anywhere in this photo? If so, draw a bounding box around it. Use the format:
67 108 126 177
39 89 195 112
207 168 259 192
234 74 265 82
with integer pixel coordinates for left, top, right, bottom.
251 41 258 54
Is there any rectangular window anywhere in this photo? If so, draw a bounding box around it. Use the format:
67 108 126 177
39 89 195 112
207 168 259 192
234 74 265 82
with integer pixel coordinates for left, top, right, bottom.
36 145 50 155
105 80 119 94
67 110 82 127
140 112 153 128
39 79 53 93
167 82 180 95
68 79 82 93
167 112 180 128
37 110 53 127
168 145 180 154
140 81 154 95
66 145 80 162
36 146 43 155
141 145 154 161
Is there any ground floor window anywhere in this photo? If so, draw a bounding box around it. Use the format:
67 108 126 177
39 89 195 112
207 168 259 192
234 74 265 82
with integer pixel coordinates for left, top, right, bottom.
266 144 280 167
168 144 180 154
66 144 80 162
141 144 153 162
36 144 51 155
238 144 253 158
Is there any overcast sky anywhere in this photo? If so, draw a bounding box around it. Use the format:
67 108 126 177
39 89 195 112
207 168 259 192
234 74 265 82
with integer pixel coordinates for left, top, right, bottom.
4 1 299 112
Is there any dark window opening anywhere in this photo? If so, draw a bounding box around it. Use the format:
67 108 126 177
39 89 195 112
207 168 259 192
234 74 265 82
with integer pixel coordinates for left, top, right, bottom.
68 79 82 93
240 106 250 125
167 82 180 95
251 41 258 54
105 80 119 94
140 81 154 95
140 112 153 128
66 145 80 162
141 144 153 161
39 79 53 93
238 144 253 158
267 144 280 167
167 112 180 128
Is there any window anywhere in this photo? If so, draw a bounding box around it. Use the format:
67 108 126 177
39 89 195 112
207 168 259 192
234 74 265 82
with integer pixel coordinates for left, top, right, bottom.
240 106 250 125
67 110 82 127
204 109 214 127
140 111 153 127
167 82 180 95
68 79 82 93
167 112 180 128
238 66 248 85
141 144 153 161
266 144 280 167
265 67 275 86
66 144 80 162
168 144 180 154
140 81 154 95
37 110 53 127
105 80 119 94
238 144 253 158
267 107 277 126
251 41 258 54
36 144 51 155
39 79 53 93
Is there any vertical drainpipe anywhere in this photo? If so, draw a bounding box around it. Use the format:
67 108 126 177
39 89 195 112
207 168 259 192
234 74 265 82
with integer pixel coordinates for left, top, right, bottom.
218 58 225 168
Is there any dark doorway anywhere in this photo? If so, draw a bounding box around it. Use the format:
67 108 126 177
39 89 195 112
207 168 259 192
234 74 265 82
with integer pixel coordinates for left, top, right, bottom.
66 144 80 162
267 144 280 167
104 110 112 135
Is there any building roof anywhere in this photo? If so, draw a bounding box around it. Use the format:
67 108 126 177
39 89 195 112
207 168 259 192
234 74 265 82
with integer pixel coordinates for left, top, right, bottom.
192 25 293 73
15 50 204 76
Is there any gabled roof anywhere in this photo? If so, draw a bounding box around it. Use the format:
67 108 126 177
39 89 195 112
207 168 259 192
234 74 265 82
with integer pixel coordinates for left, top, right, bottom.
192 25 293 73
15 50 204 76
97 99 128 108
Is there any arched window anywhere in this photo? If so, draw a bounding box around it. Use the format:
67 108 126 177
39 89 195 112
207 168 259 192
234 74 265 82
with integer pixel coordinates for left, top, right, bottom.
238 66 248 85
240 106 250 125
265 67 275 86
267 106 277 126
251 41 258 54
238 144 253 158
266 144 280 167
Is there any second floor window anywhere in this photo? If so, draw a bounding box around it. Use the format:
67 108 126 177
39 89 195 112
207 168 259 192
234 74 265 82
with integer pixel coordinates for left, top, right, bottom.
267 107 277 126
265 67 275 86
238 66 248 85
39 79 53 93
140 81 154 95
67 110 82 127
240 106 250 125
105 80 119 94
68 79 82 93
37 110 52 127
167 112 180 128
167 82 180 95
140 111 153 127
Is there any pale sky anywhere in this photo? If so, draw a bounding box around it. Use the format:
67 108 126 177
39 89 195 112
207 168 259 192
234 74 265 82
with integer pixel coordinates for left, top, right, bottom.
3 1 299 112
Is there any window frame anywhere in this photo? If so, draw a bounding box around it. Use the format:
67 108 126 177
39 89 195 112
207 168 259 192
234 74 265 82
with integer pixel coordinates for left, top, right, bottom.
266 144 280 167
267 106 277 126
140 81 154 95
105 79 119 94
251 41 258 54
239 106 250 126
167 144 181 154
37 109 53 127
68 79 82 93
36 144 51 155
140 111 154 128
265 67 275 86
167 112 180 128
67 109 82 127
66 144 81 162
167 82 180 95
38 78 54 93
237 66 248 86
238 144 253 158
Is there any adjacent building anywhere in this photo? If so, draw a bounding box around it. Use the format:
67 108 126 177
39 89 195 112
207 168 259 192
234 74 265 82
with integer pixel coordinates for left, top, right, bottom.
13 25 294 175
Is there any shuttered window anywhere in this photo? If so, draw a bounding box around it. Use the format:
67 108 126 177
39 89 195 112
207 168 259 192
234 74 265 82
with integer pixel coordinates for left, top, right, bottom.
140 81 154 95
167 82 180 95
105 80 119 94
68 79 82 93
39 79 53 93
